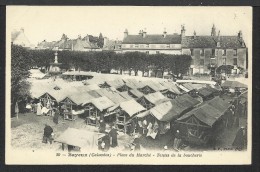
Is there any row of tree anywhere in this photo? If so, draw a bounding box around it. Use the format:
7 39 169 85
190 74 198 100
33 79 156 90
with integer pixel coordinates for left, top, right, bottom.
28 49 192 77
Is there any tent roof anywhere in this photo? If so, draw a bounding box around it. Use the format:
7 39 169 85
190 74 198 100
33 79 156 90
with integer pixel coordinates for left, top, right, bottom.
90 96 115 111
109 99 145 117
143 92 169 105
55 128 105 148
221 80 248 88
129 89 143 98
198 87 213 97
118 91 134 100
136 110 151 118
159 81 181 94
177 103 223 127
150 94 200 122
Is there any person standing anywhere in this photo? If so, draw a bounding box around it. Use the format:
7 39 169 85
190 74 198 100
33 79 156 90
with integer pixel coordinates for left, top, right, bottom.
53 107 60 124
109 126 118 148
133 135 140 151
43 124 53 144
37 101 43 116
99 120 106 133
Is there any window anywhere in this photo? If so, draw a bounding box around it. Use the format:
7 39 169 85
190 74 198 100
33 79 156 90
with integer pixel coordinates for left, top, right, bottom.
223 58 226 65
156 51 160 54
212 49 215 56
233 58 237 65
146 44 149 48
200 59 204 66
200 49 204 56
222 49 226 56
233 49 237 56
166 44 170 48
190 49 194 56
140 44 144 48
135 44 139 48
146 51 149 54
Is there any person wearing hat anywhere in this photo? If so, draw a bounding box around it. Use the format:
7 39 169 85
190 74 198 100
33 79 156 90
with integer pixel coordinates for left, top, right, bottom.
109 125 118 148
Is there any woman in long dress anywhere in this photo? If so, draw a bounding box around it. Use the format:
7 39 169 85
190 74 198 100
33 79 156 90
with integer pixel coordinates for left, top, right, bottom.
37 102 43 116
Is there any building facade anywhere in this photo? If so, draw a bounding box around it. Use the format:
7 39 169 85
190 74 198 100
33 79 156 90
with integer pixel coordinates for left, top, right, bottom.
11 28 34 48
121 25 247 74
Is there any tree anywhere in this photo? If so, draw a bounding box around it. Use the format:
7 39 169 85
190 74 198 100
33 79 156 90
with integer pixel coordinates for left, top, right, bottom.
11 45 33 115
97 33 104 48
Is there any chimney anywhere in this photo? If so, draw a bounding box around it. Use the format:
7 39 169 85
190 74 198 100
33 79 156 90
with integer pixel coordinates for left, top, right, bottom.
163 28 167 38
211 24 216 37
143 28 147 38
20 28 24 33
139 30 143 36
181 25 186 38
238 30 243 39
217 30 221 47
85 35 90 42
193 30 196 39
124 29 128 39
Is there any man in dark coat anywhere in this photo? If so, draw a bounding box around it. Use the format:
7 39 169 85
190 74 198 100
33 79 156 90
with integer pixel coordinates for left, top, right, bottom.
109 126 118 148
53 108 60 124
43 124 53 144
232 127 247 149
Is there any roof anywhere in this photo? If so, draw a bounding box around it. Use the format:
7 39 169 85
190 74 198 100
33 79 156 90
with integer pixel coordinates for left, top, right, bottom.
159 81 181 94
62 71 94 76
136 110 150 118
175 94 201 108
198 87 214 98
95 88 127 104
144 81 167 91
66 92 95 105
29 69 46 79
118 91 134 100
142 92 169 105
182 83 205 91
104 79 125 89
150 100 185 122
109 99 145 117
221 80 248 88
123 34 181 44
11 29 32 47
181 36 245 48
55 128 105 148
89 96 115 111
207 97 231 114
129 89 143 98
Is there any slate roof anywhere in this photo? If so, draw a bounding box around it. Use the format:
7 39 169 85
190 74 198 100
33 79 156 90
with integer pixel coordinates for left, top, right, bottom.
182 36 245 48
123 34 181 44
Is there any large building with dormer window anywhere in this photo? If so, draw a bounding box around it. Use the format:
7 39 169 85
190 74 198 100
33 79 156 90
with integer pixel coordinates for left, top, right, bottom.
121 25 247 75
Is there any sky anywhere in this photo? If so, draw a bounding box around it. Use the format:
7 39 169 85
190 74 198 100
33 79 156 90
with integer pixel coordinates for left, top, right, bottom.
7 6 252 45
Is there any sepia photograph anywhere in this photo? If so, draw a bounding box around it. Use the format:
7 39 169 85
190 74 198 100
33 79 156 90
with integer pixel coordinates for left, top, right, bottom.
5 6 252 165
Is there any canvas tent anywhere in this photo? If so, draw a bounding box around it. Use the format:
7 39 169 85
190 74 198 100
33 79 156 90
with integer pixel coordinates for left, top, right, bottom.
55 128 105 151
137 92 169 110
107 99 146 134
176 97 231 145
84 96 115 126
